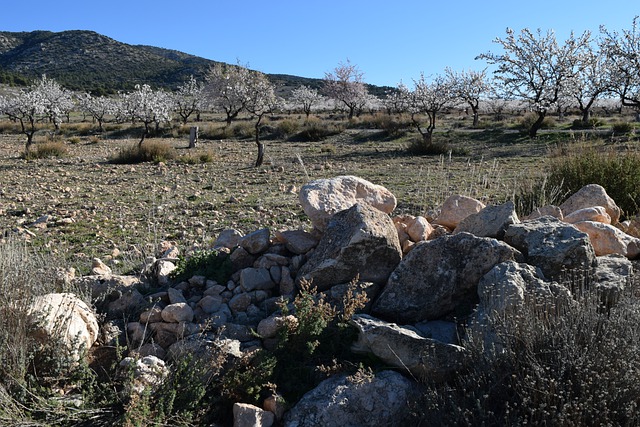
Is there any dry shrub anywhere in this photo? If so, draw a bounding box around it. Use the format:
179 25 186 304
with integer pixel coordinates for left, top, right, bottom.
414 279 640 426
0 237 96 424
111 140 176 164
22 141 68 159
547 145 640 218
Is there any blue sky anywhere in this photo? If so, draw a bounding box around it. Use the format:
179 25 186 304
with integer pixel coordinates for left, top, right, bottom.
1 1 638 87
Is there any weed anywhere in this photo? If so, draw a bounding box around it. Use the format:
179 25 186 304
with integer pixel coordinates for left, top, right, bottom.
546 145 640 218
110 140 176 164
413 280 640 426
22 141 68 159
170 249 232 284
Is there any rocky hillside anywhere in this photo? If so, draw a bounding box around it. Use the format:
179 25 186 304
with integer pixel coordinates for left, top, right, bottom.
0 30 390 97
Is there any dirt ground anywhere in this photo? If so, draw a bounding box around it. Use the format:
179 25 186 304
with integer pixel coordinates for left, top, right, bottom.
0 127 548 273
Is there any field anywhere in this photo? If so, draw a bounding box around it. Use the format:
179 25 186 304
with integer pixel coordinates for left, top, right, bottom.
0 111 589 272
2 109 640 425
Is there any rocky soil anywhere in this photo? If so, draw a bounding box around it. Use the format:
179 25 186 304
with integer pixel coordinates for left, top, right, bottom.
0 128 544 272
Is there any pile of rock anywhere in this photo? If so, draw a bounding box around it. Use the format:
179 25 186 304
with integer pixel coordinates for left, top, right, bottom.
26 175 639 427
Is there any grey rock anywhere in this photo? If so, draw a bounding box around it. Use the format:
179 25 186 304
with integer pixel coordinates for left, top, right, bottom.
351 314 467 382
240 228 271 255
372 232 522 323
454 200 520 239
503 216 597 280
284 370 418 427
240 267 276 292
296 203 402 291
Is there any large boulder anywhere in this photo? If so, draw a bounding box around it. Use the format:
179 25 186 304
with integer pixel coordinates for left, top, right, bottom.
283 370 419 427
559 184 621 224
296 203 402 291
351 314 467 382
476 261 571 316
572 221 640 258
591 254 634 310
503 216 597 280
372 232 522 323
27 293 99 363
299 175 397 232
433 194 485 229
454 201 520 239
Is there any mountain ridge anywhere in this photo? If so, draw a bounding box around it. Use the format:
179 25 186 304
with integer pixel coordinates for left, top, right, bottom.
0 29 391 97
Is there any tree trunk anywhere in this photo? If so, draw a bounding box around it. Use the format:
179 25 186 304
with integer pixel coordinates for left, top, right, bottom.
254 115 265 167
255 141 265 167
581 108 591 125
528 112 546 137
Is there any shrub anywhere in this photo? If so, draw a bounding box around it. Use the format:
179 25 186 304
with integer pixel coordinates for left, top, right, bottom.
170 249 232 284
611 121 634 135
22 141 68 159
571 117 603 129
414 281 640 426
275 118 300 137
291 118 343 142
546 146 640 218
517 112 555 132
0 238 103 425
176 150 216 165
511 176 568 218
110 140 176 164
231 122 255 139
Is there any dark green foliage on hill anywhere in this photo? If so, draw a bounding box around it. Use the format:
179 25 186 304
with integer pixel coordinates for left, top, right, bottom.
0 29 374 96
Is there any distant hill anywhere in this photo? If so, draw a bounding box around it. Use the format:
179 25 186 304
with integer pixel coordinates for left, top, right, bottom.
0 30 391 97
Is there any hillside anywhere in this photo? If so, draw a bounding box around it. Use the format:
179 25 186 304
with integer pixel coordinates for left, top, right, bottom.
0 30 391 97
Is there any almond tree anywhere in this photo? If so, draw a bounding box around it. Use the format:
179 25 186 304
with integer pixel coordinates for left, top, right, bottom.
561 35 613 125
0 88 46 151
478 28 591 137
404 73 455 150
117 84 173 146
244 71 278 167
446 68 491 127
77 92 116 132
174 75 204 124
290 85 324 119
204 63 251 126
323 60 368 120
36 75 74 132
383 82 411 115
600 17 640 116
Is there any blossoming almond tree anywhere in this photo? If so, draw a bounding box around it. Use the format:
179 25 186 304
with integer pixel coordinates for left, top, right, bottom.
446 68 491 127
600 17 640 117
0 88 47 151
290 85 324 119
478 28 591 137
244 70 278 167
323 60 369 120
117 84 173 146
403 73 455 150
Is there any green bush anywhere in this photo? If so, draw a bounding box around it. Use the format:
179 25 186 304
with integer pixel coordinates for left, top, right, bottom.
611 121 635 135
512 176 568 218
170 249 232 284
547 147 640 218
571 117 603 129
275 118 300 137
110 140 176 164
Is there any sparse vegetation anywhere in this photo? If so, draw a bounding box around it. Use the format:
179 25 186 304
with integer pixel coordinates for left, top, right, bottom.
413 279 640 426
110 140 176 164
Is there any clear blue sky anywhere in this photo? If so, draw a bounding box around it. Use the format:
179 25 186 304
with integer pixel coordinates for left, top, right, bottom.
1 1 638 87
